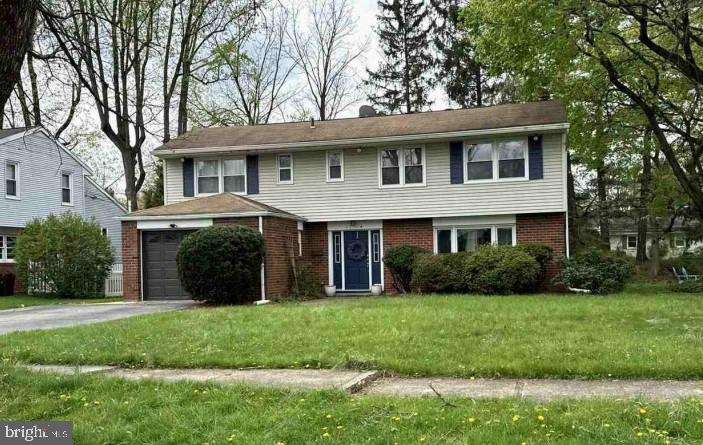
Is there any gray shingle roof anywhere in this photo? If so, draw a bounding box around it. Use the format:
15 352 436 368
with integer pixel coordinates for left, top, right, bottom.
0 127 30 140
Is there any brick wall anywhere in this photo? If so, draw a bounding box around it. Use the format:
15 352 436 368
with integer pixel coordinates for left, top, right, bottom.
302 222 328 288
121 221 140 302
261 217 299 298
516 212 567 283
0 263 21 294
382 218 433 292
213 217 259 230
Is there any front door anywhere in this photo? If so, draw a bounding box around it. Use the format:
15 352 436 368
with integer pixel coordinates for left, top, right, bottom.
344 231 369 290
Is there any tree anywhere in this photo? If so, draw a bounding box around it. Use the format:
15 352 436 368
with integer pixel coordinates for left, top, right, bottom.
288 0 364 121
142 160 164 208
0 1 38 127
365 0 434 114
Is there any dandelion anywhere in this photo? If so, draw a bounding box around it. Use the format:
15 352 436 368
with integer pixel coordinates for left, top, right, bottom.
468 417 476 423
337 426 343 430
322 432 330 439
636 432 644 437
512 415 521 422
537 415 545 422
326 414 332 419
639 408 647 415
420 437 426 442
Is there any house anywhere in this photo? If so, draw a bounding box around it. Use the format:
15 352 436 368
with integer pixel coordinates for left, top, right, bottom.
609 217 701 258
121 101 570 301
0 127 126 293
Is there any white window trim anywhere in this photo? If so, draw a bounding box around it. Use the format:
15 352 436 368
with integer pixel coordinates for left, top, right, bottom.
61 171 74 206
463 138 529 184
277 153 294 184
5 160 20 200
195 158 247 196
673 235 686 249
0 234 17 263
102 227 109 237
433 224 517 254
626 235 638 249
377 145 427 188
326 150 344 182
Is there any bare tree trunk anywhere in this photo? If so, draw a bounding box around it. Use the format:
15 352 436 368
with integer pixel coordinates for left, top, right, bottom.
596 163 609 245
636 148 651 263
26 53 41 126
0 1 37 126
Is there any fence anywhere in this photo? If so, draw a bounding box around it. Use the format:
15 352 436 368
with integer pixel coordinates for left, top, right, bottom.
105 264 123 296
28 263 123 297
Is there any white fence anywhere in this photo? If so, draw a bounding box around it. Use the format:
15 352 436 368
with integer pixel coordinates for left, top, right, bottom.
105 263 123 297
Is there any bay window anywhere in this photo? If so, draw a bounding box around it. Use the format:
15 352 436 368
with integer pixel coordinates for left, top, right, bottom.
464 138 528 182
380 147 425 187
435 225 516 254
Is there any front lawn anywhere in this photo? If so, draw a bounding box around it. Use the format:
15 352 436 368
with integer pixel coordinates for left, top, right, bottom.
2 367 702 445
0 295 122 310
3 292 703 379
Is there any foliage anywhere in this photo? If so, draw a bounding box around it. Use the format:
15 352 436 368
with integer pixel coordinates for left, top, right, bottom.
517 243 554 288
383 245 428 293
412 252 471 293
365 0 435 113
0 295 121 310
177 226 264 304
672 280 703 294
559 248 634 294
141 160 164 209
288 262 321 301
14 213 113 298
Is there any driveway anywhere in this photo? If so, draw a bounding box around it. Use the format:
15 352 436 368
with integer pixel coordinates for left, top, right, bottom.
0 302 196 335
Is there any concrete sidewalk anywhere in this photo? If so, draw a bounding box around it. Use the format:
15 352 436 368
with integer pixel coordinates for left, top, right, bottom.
23 365 703 401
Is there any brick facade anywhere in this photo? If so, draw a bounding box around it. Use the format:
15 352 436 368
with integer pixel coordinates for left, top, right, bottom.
121 221 140 302
382 218 434 292
516 212 567 282
301 222 329 288
0 263 21 294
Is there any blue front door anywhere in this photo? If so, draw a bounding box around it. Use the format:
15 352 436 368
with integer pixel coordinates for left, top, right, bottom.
344 231 369 290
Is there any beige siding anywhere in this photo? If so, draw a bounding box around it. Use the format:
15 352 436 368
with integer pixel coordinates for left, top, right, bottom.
165 158 186 203
164 132 566 221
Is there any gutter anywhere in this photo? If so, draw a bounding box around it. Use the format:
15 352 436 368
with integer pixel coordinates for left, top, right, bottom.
119 211 306 222
153 123 571 158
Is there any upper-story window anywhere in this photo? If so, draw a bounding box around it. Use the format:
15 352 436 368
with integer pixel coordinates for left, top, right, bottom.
465 139 528 182
379 147 425 187
5 161 19 199
326 150 344 182
223 159 246 193
61 172 73 205
278 154 293 184
0 234 17 262
435 225 515 254
197 160 220 194
196 159 247 195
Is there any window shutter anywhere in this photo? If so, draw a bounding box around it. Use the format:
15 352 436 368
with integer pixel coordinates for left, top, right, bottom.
247 155 259 194
528 134 543 180
182 158 194 197
449 141 464 184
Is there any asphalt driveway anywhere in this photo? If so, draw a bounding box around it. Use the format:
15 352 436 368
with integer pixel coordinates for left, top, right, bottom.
0 302 196 335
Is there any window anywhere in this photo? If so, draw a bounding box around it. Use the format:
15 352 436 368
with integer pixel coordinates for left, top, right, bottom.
464 139 528 182
498 140 526 179
61 172 73 205
0 235 16 262
197 160 220 194
327 151 344 182
372 232 381 262
278 154 293 184
465 143 493 180
333 233 342 263
101 227 109 237
626 235 637 249
434 225 515 253
380 147 425 187
5 162 18 199
674 236 686 249
223 159 246 193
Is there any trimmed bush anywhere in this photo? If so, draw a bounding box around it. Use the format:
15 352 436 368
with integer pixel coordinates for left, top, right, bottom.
558 248 634 295
412 252 471 293
14 213 113 298
517 243 554 289
383 245 428 293
464 246 541 294
177 225 264 304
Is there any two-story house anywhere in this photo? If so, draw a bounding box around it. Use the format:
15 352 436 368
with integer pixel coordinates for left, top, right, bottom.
0 127 126 292
121 101 570 301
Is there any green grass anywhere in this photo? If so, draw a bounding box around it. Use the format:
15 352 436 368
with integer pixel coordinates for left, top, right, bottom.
3 292 703 379
0 294 122 310
2 367 702 445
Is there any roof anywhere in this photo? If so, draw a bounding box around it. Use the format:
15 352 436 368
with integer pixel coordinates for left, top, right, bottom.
154 101 568 156
0 127 30 140
610 216 699 234
122 193 304 221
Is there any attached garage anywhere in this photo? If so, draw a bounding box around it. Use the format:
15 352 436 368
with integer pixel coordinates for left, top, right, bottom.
142 230 192 300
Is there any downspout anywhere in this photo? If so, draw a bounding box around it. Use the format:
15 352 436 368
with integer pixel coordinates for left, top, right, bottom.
254 215 270 305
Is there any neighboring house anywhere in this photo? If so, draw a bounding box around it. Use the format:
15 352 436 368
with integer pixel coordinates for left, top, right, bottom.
609 217 701 258
121 101 570 301
0 127 126 292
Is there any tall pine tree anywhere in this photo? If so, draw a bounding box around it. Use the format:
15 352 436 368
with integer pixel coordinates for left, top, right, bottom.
365 0 434 114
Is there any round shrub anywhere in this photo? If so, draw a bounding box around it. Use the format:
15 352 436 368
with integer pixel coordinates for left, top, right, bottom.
412 252 471 293
558 248 634 295
177 225 264 304
15 213 114 298
463 246 541 294
383 245 428 293
517 243 554 289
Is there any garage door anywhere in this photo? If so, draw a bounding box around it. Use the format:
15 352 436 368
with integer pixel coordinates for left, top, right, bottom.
143 231 193 300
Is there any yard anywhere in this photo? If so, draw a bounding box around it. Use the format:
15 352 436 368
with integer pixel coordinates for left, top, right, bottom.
2 289 703 379
2 366 702 445
0 295 122 310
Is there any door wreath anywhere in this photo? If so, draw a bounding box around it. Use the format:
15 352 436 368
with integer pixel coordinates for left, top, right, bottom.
346 239 367 260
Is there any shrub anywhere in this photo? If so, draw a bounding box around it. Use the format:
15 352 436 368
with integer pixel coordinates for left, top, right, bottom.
288 262 321 301
558 248 634 295
0 273 15 296
412 252 471 293
15 213 113 298
177 225 264 304
463 246 541 294
517 243 554 289
383 245 428 293
672 280 703 293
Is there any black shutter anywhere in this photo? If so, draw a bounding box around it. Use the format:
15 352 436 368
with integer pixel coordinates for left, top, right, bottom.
528 134 543 180
449 141 464 184
247 155 259 194
182 158 194 197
